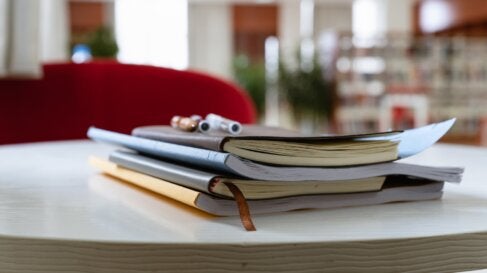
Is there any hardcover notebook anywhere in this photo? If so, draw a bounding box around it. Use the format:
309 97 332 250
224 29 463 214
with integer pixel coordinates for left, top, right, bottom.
87 126 464 182
132 119 456 166
90 157 446 216
109 150 462 199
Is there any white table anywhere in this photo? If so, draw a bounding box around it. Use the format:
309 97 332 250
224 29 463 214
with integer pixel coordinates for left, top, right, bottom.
0 140 486 272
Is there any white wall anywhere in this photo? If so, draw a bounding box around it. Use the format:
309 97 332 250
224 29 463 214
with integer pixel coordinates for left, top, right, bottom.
315 3 352 34
278 0 301 69
0 0 42 77
278 0 352 67
382 0 414 33
353 0 414 36
40 0 69 63
188 2 233 80
187 0 353 78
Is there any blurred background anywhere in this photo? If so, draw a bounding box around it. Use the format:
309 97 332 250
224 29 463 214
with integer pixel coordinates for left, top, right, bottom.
2 0 487 145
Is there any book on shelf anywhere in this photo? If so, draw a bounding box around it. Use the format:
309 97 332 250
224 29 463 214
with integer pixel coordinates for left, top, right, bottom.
90 156 446 217
87 121 461 182
131 119 455 166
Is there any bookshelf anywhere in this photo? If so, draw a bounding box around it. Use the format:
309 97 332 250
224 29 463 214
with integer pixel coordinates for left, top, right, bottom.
331 34 487 145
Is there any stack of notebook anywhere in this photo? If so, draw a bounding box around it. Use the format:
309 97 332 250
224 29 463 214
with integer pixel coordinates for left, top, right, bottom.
88 118 464 231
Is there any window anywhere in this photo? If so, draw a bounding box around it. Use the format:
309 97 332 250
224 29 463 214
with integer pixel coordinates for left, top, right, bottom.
115 0 188 69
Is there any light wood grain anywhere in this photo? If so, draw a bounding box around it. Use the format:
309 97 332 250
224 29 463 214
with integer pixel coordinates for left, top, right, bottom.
2 233 487 272
1 140 487 272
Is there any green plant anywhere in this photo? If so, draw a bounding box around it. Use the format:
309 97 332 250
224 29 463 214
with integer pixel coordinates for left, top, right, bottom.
279 58 334 127
232 55 266 117
87 26 119 58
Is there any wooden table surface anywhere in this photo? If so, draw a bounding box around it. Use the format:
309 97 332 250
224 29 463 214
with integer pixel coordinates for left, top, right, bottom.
0 140 486 272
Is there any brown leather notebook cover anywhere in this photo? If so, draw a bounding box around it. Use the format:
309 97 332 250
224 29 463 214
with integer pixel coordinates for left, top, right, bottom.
132 125 303 151
132 125 397 151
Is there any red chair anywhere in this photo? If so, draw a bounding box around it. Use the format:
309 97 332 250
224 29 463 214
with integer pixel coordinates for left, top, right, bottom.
0 62 256 144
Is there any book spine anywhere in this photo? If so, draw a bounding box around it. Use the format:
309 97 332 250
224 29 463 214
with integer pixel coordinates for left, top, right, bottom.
109 151 214 194
89 157 202 209
87 127 234 174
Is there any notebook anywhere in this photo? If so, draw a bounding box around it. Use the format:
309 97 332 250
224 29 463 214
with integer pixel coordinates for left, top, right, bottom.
90 157 446 216
109 150 385 199
131 119 455 166
108 150 462 199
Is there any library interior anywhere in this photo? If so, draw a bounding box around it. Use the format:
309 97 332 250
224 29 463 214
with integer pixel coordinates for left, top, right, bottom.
2 0 487 145
2 1 487 272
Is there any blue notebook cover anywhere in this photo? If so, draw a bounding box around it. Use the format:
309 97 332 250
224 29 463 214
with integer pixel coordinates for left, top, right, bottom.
87 127 236 174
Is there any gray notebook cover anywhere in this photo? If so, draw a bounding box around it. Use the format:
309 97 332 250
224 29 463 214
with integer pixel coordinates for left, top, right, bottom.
109 150 459 200
196 181 445 216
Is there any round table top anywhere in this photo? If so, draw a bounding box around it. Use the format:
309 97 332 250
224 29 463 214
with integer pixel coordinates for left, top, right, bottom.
0 140 484 243
1 140 487 272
